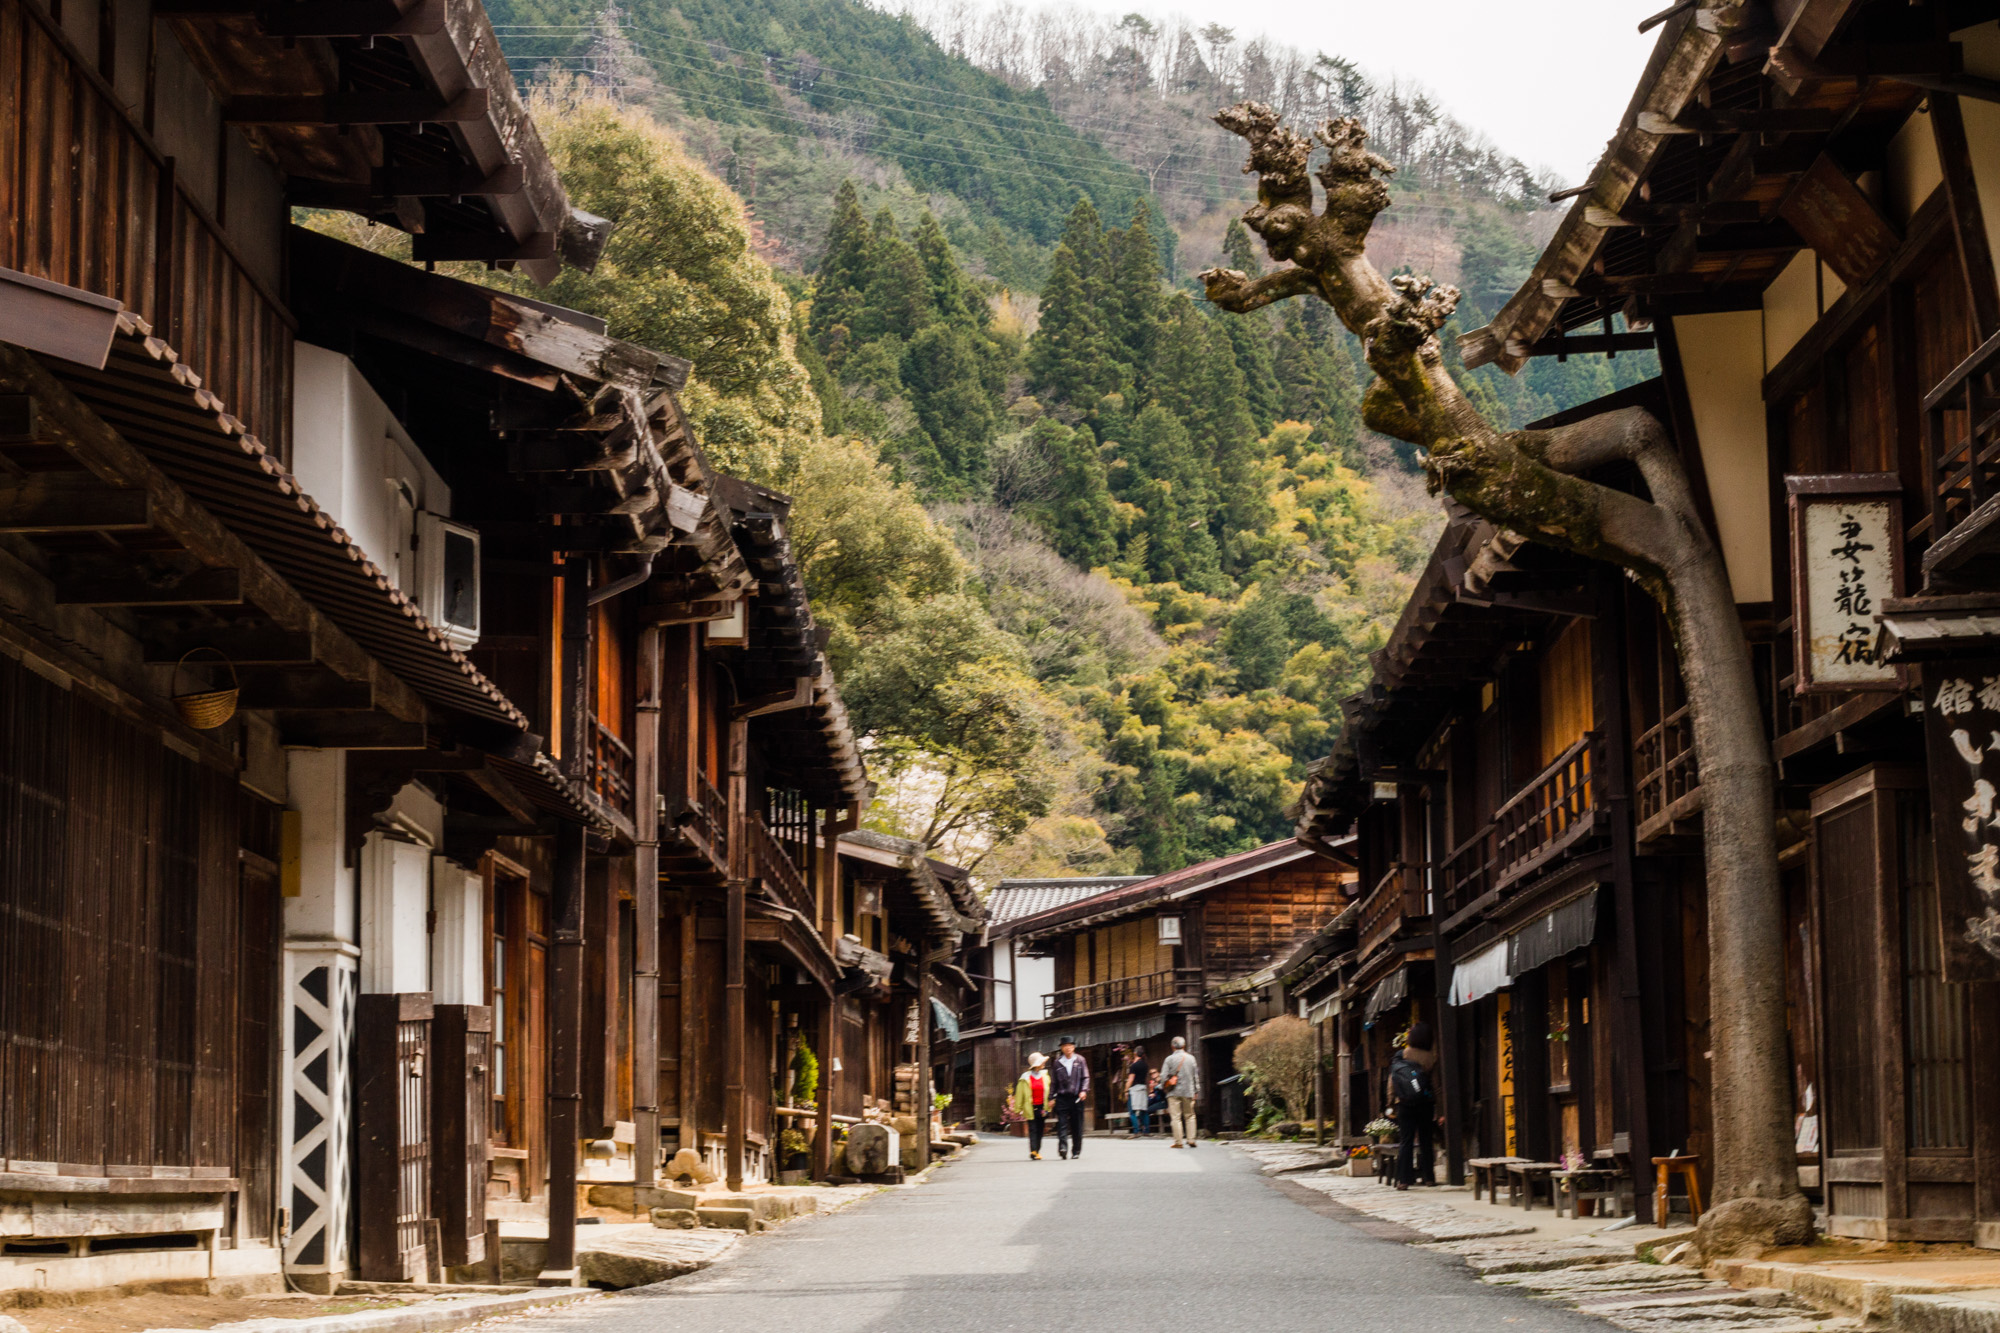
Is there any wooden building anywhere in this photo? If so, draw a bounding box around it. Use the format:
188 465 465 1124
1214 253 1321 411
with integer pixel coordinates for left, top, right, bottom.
995 842 1353 1134
958 875 1146 1129
0 0 902 1295
1296 0 2000 1238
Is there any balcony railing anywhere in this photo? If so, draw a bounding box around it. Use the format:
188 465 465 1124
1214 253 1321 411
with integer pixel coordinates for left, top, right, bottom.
750 812 814 921
665 774 730 873
587 717 634 817
1442 732 1604 920
1357 862 1428 960
1043 968 1202 1021
1922 325 2000 577
1634 707 1696 840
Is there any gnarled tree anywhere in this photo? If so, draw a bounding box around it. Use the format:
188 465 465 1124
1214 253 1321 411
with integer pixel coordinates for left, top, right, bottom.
1200 103 1809 1255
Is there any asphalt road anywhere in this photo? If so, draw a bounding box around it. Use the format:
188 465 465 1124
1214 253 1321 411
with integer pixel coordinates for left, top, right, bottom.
499 1138 1615 1333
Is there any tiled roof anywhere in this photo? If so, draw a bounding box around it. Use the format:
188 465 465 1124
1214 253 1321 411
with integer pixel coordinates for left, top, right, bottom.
1001 838 1354 939
987 877 1148 924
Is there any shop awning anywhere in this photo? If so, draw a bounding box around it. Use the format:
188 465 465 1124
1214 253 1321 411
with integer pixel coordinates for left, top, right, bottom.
1507 890 1599 975
1449 941 1513 1007
1067 1015 1167 1048
930 997 960 1043
1306 996 1340 1026
1364 969 1408 1022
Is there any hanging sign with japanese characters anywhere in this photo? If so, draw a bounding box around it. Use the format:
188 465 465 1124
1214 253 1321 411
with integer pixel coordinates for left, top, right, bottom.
1787 475 1906 693
1924 661 2000 982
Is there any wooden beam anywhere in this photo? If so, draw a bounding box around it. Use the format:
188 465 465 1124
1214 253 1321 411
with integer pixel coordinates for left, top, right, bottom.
0 394 38 442
258 0 445 37
0 473 151 533
408 231 558 264
226 89 488 126
143 626 317 665
1514 331 1657 359
56 566 242 606
464 763 537 825
1930 93 2000 339
1636 106 1839 136
505 438 637 474
235 667 373 710
375 163 524 198
278 713 429 749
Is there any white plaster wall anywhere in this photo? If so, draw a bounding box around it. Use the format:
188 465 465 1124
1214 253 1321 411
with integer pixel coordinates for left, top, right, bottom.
360 835 432 996
291 344 451 595
284 750 354 946
1673 310 1774 603
430 858 483 1006
1886 104 1945 229
1012 952 1056 1027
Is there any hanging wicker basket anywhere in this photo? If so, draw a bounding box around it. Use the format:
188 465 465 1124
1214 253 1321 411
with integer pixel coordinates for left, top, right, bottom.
172 646 239 730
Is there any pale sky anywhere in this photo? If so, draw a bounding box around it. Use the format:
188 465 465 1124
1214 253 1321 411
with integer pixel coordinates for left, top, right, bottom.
1156 0 1664 183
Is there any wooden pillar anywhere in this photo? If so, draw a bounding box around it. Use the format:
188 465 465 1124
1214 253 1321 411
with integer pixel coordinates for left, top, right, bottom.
814 997 835 1181
917 954 933 1139
1314 1014 1327 1147
540 554 592 1282
632 626 663 1185
724 715 749 1193
1932 93 2000 341
1337 1008 1353 1139
1593 572 1655 1221
678 902 699 1156
543 820 586 1282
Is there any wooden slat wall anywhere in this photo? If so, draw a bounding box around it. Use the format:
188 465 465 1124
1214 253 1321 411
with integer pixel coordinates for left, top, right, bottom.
1539 621 1595 768
0 0 291 454
0 655 258 1178
1202 865 1354 980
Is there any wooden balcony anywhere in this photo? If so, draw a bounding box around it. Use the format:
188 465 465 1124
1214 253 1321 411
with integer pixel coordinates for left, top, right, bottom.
1043 968 1202 1021
587 717 634 819
1921 325 2000 583
749 811 813 922
1442 732 1605 922
1634 708 1697 843
2 0 291 452
1357 862 1429 960
663 774 730 880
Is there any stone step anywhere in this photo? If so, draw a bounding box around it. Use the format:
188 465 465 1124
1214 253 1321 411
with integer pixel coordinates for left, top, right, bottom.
1893 1292 2000 1333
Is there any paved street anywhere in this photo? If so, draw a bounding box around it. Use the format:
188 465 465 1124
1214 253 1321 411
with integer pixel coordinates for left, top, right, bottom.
493 1139 1613 1333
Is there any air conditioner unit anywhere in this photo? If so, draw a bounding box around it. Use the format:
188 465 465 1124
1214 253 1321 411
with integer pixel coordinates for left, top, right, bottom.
414 511 481 651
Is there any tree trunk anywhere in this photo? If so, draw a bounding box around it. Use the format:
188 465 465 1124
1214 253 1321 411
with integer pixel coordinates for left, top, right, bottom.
1200 102 1808 1255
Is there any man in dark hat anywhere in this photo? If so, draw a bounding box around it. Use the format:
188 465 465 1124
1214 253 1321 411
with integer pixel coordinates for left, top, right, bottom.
1049 1036 1090 1160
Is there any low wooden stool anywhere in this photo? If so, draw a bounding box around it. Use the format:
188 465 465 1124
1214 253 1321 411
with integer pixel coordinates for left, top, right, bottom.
1653 1154 1703 1223
1467 1156 1527 1203
1508 1160 1562 1210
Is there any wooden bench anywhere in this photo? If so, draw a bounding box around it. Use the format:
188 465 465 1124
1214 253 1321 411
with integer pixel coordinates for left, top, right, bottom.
1467 1156 1528 1203
1506 1160 1563 1210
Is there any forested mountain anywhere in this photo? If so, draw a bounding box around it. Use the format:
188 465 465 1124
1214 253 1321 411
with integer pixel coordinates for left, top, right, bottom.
405 6 1668 879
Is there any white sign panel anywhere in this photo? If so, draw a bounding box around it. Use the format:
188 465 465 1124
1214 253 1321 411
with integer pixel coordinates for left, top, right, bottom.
1786 475 1904 694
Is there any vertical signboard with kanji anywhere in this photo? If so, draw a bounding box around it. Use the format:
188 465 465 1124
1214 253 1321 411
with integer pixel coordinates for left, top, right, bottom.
1924 662 2000 982
1786 475 1906 692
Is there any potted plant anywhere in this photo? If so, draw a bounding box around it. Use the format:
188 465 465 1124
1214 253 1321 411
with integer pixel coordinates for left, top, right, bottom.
777 1127 811 1184
1345 1144 1375 1178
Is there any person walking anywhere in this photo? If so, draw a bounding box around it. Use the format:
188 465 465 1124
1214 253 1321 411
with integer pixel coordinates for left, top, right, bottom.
1050 1037 1090 1160
1159 1036 1201 1148
1125 1046 1152 1137
1389 1021 1439 1189
1012 1053 1053 1160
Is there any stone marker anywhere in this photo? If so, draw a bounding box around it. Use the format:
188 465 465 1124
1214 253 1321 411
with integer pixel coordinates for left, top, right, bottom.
663 1148 719 1185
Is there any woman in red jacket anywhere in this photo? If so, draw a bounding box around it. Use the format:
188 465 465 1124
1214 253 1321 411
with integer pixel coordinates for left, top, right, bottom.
1011 1053 1052 1160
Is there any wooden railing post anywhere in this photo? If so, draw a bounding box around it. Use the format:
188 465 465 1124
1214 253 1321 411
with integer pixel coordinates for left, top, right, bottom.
632 625 662 1186
724 715 748 1193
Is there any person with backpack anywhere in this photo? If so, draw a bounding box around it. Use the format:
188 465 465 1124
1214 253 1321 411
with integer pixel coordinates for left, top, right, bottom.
1388 1021 1439 1189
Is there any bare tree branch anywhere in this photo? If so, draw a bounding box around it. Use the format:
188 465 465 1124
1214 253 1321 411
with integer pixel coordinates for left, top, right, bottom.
1201 100 1810 1255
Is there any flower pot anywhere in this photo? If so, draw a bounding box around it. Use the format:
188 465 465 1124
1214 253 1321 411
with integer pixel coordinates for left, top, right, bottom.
1345 1158 1375 1177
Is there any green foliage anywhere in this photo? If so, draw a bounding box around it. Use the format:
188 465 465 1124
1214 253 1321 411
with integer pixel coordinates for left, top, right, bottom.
792 1036 819 1107
486 0 1145 284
